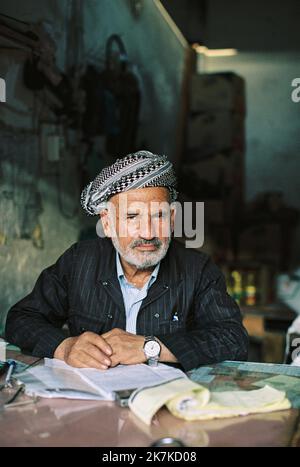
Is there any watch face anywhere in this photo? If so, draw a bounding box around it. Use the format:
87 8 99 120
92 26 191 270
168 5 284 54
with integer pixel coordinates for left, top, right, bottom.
144 340 160 357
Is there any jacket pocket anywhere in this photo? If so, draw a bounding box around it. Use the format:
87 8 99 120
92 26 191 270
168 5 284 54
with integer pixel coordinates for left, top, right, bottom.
156 318 185 335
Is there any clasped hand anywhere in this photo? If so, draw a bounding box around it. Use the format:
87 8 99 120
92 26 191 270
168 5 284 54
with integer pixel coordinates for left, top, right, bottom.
54 328 146 370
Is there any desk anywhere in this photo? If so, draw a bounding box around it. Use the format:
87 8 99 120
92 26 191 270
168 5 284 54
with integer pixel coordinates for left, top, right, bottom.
1 352 300 447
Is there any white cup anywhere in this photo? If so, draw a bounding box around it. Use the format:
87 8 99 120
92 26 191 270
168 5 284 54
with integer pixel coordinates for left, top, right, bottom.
0 339 6 361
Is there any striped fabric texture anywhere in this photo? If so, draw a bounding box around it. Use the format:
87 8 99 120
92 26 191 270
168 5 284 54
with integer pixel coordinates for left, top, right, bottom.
80 151 178 216
116 251 160 334
5 238 248 371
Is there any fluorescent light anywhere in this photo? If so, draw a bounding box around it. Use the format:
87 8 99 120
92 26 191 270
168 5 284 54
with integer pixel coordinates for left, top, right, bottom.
192 44 238 57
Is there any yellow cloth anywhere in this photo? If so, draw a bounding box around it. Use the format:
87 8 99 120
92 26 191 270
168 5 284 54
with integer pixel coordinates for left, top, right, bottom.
129 378 291 425
167 384 291 421
129 378 209 425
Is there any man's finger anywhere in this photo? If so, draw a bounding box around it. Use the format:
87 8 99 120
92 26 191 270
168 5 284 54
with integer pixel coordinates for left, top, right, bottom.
66 349 109 370
80 332 113 356
102 328 125 339
102 331 112 339
110 354 121 368
79 342 112 367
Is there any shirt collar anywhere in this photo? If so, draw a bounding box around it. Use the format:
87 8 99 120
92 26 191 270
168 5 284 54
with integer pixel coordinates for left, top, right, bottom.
116 251 160 282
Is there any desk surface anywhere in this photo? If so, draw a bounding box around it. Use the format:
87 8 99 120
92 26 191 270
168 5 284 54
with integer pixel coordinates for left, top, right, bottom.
241 304 296 321
1 352 300 447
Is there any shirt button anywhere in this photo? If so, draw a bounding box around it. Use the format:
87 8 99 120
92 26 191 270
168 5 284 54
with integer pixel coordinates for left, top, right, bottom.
80 327 86 333
154 313 160 318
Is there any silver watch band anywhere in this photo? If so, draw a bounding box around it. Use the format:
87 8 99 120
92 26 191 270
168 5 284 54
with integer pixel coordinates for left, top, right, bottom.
147 356 159 366
143 336 161 366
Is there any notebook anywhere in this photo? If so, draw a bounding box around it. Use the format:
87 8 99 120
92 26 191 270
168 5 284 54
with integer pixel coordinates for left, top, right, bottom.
17 358 186 401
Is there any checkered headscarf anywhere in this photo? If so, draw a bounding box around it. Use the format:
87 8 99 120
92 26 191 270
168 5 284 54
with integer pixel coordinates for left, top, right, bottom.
80 150 178 216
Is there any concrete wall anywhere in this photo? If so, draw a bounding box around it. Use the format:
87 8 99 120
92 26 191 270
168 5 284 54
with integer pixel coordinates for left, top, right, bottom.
202 51 300 267
83 0 188 160
162 0 300 268
0 0 188 333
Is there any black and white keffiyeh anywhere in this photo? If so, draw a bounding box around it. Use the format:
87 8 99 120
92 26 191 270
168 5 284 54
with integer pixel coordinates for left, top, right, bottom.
80 150 178 215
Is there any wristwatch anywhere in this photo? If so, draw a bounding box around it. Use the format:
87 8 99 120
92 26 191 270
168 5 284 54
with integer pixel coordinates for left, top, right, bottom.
143 336 161 366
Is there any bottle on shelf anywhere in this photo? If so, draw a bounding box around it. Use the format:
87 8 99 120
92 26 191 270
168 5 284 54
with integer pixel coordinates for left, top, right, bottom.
245 271 257 306
231 270 243 305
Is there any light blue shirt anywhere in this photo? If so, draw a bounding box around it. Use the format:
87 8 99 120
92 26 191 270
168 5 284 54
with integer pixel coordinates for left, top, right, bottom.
116 252 160 334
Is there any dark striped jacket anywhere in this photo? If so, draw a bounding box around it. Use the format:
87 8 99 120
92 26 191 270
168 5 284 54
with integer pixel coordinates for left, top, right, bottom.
5 237 248 371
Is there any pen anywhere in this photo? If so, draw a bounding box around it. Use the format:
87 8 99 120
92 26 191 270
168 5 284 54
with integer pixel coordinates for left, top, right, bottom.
171 309 179 322
5 360 16 386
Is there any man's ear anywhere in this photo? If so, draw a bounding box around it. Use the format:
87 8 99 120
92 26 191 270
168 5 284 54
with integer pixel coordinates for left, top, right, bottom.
99 210 111 237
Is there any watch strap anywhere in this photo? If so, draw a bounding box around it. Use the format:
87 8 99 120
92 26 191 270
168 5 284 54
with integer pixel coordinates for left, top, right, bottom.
143 336 161 366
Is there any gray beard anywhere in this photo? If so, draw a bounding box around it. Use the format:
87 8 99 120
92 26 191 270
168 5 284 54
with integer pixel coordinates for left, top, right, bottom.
111 237 171 270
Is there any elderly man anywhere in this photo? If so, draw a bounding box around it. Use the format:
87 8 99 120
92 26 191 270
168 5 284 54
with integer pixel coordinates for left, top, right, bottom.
5 151 248 371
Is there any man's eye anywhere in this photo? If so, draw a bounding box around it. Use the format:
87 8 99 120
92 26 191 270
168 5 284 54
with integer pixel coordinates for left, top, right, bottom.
127 214 137 219
153 212 166 219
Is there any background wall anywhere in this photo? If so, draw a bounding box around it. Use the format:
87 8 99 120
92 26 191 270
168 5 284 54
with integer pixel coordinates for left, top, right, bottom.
163 0 300 267
0 0 188 333
83 0 188 159
203 51 300 266
202 0 300 268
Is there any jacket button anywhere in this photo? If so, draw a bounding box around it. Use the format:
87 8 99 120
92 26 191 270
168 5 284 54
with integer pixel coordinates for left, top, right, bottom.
154 313 160 318
107 314 113 319
102 281 108 286
163 285 169 289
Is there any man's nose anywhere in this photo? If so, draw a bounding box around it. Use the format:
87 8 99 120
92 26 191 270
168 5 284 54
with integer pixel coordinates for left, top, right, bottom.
139 216 155 239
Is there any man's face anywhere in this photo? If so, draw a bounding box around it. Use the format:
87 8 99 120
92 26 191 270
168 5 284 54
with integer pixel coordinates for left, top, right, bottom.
100 187 175 269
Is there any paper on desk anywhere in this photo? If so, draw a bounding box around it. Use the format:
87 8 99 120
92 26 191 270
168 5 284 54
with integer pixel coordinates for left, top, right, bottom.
253 375 300 408
167 385 291 421
17 365 104 400
129 378 291 425
254 374 300 391
17 358 186 400
217 361 300 377
188 366 215 384
129 378 209 425
0 339 6 360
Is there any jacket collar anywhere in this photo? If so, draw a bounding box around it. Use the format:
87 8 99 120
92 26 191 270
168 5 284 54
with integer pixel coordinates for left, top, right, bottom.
96 237 183 312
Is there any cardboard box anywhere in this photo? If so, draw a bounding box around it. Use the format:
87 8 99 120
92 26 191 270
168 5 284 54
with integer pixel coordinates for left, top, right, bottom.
180 150 244 202
187 111 245 158
190 72 246 114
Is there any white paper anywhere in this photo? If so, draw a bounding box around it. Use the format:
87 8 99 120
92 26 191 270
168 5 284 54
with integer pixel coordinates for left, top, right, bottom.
17 366 105 400
17 358 186 400
0 339 6 361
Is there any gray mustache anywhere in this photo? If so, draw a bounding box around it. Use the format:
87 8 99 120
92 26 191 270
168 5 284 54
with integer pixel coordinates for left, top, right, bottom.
131 238 162 248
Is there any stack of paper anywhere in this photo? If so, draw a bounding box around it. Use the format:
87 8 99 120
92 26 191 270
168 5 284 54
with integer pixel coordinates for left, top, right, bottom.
17 358 186 401
129 379 291 425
